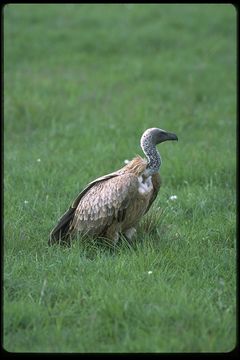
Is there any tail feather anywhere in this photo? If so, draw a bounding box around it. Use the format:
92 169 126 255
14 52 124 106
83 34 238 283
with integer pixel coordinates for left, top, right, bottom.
49 207 76 245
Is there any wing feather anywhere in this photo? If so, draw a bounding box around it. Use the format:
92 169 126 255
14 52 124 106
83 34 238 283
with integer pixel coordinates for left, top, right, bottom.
70 173 139 235
49 171 121 244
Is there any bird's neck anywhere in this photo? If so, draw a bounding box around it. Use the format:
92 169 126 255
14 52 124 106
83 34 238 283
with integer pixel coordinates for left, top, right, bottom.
141 137 161 175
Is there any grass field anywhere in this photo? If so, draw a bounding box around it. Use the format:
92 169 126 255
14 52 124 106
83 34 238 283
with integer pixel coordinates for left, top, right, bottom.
3 4 236 353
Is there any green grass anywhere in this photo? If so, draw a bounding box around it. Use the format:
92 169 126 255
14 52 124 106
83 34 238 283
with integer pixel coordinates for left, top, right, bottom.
4 4 236 353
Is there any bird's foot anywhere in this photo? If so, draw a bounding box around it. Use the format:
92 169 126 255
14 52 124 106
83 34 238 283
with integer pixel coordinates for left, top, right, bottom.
124 227 137 241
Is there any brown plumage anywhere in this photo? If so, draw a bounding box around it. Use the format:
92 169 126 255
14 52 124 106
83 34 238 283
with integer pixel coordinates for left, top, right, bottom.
49 128 178 245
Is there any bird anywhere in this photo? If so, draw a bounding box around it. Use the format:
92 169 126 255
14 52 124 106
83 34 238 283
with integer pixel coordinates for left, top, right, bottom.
49 127 178 245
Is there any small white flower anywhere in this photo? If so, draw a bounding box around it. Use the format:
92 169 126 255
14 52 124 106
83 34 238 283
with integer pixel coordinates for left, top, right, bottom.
24 200 29 204
37 158 41 162
148 271 153 275
169 195 177 201
124 159 130 164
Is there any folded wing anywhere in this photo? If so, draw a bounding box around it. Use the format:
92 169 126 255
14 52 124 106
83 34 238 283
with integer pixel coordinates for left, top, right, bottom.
70 173 139 236
49 172 139 244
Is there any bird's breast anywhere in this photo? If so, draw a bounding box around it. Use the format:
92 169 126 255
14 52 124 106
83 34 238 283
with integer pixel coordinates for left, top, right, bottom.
137 175 153 195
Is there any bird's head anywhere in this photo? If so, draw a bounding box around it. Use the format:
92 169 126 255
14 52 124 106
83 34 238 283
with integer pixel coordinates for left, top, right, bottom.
141 127 178 148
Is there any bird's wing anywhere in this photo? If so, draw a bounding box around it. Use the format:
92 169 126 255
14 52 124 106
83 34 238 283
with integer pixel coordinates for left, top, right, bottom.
70 173 139 234
144 173 161 214
49 171 138 243
49 170 121 244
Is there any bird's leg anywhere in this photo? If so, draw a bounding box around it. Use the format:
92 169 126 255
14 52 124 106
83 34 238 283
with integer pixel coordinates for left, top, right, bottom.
105 224 120 245
124 227 137 241
112 232 120 245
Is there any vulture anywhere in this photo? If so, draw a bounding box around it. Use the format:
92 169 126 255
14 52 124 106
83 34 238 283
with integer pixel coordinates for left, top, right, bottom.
49 128 178 245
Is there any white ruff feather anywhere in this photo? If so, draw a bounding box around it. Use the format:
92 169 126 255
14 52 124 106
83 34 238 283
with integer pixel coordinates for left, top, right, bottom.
138 175 153 195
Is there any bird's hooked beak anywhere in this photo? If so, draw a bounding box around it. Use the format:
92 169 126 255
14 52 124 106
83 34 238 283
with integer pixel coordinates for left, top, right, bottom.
158 131 178 144
165 132 178 141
